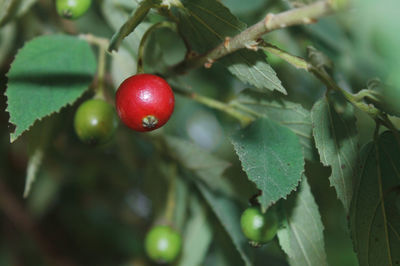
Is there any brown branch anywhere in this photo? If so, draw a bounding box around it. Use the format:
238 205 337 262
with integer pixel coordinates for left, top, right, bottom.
171 0 337 74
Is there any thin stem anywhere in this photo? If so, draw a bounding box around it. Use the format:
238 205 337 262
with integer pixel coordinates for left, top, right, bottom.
171 0 335 74
173 87 254 126
230 101 262 118
80 34 109 99
261 42 309 70
260 41 383 120
137 21 176 73
95 45 107 99
80 34 109 49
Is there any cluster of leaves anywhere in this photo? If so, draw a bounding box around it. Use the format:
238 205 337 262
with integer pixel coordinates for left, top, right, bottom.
0 0 399 265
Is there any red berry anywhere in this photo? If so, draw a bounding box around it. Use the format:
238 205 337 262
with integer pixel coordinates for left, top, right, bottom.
115 74 175 132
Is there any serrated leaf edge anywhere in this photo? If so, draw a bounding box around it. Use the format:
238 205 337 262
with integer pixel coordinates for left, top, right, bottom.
4 35 95 143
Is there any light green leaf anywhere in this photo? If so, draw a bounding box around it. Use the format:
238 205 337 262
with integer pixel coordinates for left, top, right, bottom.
107 0 159 52
277 177 328 266
177 0 285 94
234 89 315 161
178 194 213 266
101 0 152 56
197 182 253 266
230 118 304 212
350 131 400 266
5 34 96 142
311 94 359 212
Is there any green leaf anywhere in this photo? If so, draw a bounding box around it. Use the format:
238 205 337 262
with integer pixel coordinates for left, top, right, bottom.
5 34 96 142
234 89 315 161
350 131 400 266
107 0 159 52
102 0 152 56
177 0 285 94
197 182 253 266
230 118 304 212
164 136 236 198
164 135 253 265
178 194 213 266
277 176 328 266
311 94 359 212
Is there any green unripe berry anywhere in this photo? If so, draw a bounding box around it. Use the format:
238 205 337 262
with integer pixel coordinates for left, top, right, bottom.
145 226 182 263
240 207 279 245
74 99 118 145
56 0 92 20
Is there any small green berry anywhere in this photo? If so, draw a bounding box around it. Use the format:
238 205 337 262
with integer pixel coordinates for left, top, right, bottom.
56 0 92 20
145 226 182 263
74 99 118 145
240 207 279 245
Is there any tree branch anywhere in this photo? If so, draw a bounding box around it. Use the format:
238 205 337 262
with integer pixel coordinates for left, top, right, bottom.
171 0 336 74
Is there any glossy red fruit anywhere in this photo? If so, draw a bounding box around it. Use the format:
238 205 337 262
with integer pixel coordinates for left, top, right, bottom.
115 74 175 132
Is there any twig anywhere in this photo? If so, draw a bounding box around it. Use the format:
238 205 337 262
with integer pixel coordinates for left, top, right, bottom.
173 87 254 126
259 41 383 121
171 0 336 74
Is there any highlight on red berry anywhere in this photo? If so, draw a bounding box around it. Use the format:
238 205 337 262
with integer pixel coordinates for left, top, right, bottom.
115 73 175 132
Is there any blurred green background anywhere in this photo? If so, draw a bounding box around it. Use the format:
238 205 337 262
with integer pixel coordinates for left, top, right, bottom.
0 0 399 265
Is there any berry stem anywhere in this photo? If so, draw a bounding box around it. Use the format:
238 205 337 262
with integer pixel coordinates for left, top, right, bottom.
95 44 107 99
173 86 254 126
80 34 109 99
137 21 176 74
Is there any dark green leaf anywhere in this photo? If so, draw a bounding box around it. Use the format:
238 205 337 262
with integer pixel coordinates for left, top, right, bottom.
5 34 96 142
350 131 400 266
164 135 253 265
177 0 285 94
230 118 304 212
234 89 315 160
311 95 359 212
277 177 328 266
197 182 253 266
107 0 159 52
